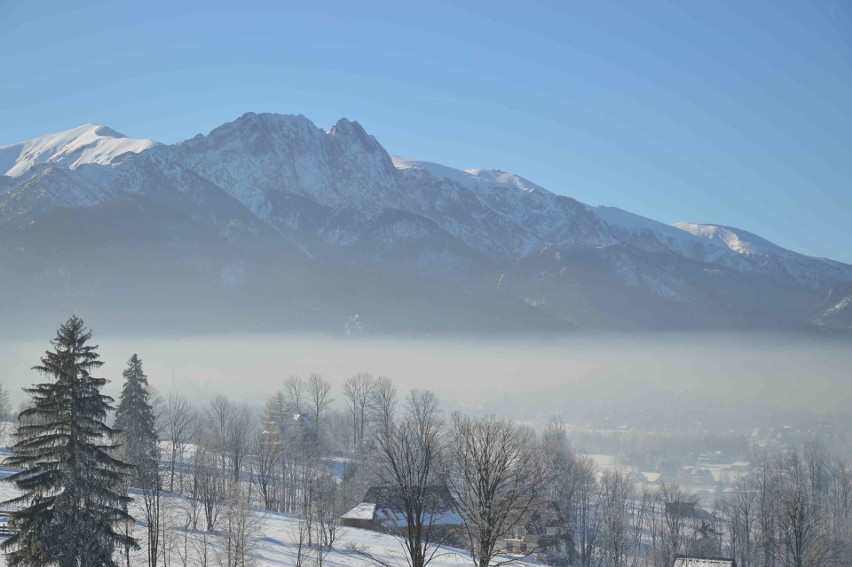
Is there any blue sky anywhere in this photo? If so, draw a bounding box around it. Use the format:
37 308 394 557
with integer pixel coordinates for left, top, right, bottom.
2 1 851 262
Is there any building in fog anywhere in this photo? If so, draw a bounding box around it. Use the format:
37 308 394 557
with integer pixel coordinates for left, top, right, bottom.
340 485 463 538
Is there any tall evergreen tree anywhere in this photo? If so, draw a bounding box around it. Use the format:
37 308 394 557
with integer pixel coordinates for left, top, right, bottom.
114 353 161 567
114 353 159 483
1 316 138 567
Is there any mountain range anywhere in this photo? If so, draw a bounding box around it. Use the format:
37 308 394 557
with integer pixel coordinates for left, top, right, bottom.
1 113 850 335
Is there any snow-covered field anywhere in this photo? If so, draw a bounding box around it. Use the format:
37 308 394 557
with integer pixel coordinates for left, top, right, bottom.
0 465 521 567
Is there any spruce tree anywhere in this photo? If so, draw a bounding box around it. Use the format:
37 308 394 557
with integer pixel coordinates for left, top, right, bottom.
114 353 161 567
1 315 138 567
114 353 159 484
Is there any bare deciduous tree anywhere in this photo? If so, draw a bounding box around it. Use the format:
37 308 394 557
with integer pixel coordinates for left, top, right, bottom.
194 437 225 531
313 474 341 567
405 389 441 439
253 423 281 511
206 395 256 483
163 392 199 493
777 448 828 567
284 375 306 415
576 454 601 567
448 414 544 567
826 456 852 567
226 402 255 483
726 474 758 567
598 470 634 567
343 372 375 449
217 483 263 567
541 418 598 566
374 390 447 567
659 483 698 567
290 517 311 567
307 373 332 444
369 375 398 435
755 451 781 567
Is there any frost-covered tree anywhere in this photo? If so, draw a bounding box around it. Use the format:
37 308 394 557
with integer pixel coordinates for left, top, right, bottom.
0 381 11 443
597 470 634 567
217 483 263 567
368 375 398 436
163 392 198 493
343 372 375 449
540 417 598 566
1 315 138 567
307 373 332 444
374 389 447 567
448 414 544 567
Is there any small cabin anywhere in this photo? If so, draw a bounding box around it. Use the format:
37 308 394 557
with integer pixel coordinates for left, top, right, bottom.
340 485 462 535
672 555 735 567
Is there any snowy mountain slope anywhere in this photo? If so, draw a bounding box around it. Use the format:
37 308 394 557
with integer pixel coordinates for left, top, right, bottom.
813 294 852 329
0 166 120 223
396 156 852 292
395 162 546 259
0 124 158 178
1 112 851 333
810 282 852 330
0 141 275 243
395 157 615 255
672 223 852 289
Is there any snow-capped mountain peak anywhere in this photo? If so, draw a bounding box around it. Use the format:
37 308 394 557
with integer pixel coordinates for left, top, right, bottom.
0 123 159 177
3 113 851 333
168 113 403 215
329 117 382 152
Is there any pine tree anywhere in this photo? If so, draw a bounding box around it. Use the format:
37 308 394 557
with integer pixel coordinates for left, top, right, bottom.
1 315 138 567
114 353 159 484
114 353 161 567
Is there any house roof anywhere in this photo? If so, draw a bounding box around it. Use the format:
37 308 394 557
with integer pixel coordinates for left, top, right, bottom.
361 484 456 511
672 555 735 567
341 502 376 521
341 484 463 528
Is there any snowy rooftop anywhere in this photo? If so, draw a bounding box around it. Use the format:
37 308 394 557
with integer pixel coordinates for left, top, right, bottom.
672 556 735 567
341 502 376 521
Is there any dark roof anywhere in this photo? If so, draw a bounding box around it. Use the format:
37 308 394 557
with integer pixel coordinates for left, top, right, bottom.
362 484 456 513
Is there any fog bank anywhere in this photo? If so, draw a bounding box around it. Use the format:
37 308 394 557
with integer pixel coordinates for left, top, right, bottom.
2 332 849 425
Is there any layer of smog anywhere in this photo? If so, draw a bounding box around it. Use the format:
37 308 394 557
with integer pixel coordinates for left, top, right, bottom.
4 330 849 436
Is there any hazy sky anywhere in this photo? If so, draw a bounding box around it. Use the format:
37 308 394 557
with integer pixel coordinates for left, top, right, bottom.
2 1 851 262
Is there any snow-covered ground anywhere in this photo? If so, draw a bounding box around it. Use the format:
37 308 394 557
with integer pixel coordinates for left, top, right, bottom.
0 465 526 567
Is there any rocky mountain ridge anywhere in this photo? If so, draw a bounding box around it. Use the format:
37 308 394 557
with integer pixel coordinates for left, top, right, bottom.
1 113 849 334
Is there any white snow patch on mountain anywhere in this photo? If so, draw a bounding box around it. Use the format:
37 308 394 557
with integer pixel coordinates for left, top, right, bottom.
813 294 852 328
465 168 546 193
392 157 547 194
673 222 852 289
0 124 159 177
392 156 479 187
673 223 771 255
